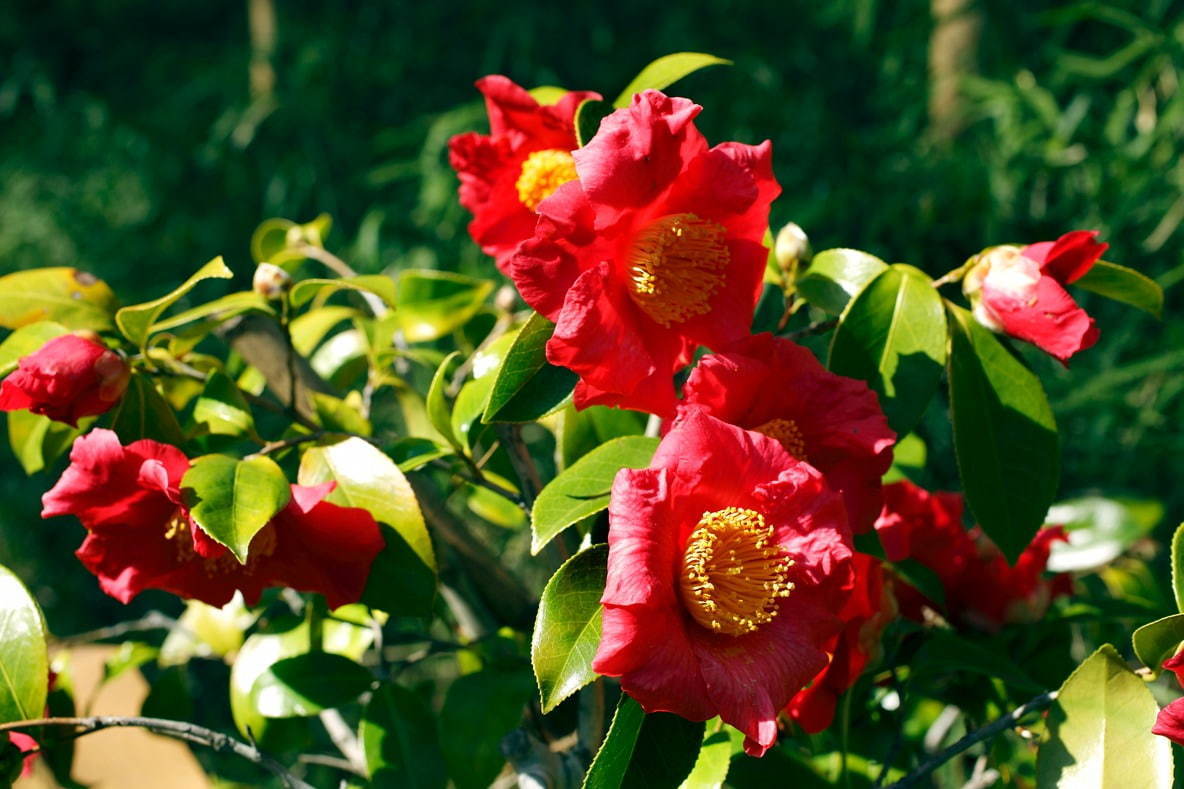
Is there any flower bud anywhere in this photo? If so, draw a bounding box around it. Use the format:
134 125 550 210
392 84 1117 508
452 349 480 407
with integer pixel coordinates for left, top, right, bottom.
962 245 1033 334
252 262 292 300
774 222 811 275
0 335 130 426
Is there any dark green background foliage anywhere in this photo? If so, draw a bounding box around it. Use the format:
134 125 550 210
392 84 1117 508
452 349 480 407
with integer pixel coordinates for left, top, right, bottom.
2 0 1182 630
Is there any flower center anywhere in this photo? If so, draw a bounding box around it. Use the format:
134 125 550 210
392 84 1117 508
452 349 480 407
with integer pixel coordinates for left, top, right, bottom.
627 213 730 327
754 418 808 461
515 149 578 209
679 507 794 636
164 510 196 562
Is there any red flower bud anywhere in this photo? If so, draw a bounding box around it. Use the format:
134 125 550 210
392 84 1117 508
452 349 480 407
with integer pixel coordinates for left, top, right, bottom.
0 334 130 426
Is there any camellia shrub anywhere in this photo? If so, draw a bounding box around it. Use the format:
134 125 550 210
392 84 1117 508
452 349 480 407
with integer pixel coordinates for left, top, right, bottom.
0 53 1179 788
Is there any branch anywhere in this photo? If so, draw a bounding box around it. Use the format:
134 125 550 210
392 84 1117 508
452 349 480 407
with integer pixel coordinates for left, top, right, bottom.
495 424 543 508
54 611 178 646
0 716 314 789
887 691 1056 788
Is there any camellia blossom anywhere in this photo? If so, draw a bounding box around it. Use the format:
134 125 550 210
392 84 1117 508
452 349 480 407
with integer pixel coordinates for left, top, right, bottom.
4 732 37 780
678 333 895 531
508 90 780 415
0 333 130 426
962 230 1107 363
874 480 1070 630
41 429 385 609
786 553 895 733
592 410 853 756
448 76 600 272
1153 652 1184 746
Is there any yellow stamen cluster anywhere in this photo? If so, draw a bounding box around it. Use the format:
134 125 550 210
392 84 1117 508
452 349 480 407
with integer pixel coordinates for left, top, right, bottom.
163 510 195 562
679 507 794 636
515 149 578 209
627 213 729 327
755 418 808 461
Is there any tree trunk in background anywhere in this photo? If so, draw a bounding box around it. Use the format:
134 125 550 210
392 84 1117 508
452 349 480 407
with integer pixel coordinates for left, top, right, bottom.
929 0 982 144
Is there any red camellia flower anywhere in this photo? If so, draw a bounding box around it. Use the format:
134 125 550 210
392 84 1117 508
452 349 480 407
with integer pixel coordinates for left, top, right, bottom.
0 334 130 426
677 333 895 531
4 732 37 780
508 90 780 415
41 429 385 609
786 552 896 733
1153 652 1184 746
874 480 1070 630
448 76 600 272
592 411 853 756
962 230 1107 363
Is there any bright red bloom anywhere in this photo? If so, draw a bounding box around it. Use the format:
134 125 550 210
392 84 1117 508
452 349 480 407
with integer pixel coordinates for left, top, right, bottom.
677 333 895 531
592 411 852 756
0 334 130 426
963 230 1107 363
875 481 1071 630
508 90 780 415
786 553 896 733
448 76 600 272
1154 653 1184 746
41 429 384 609
5 732 37 779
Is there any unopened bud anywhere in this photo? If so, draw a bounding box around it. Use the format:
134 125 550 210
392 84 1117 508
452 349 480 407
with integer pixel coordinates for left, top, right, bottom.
253 262 292 300
93 351 131 402
774 222 811 275
494 284 518 313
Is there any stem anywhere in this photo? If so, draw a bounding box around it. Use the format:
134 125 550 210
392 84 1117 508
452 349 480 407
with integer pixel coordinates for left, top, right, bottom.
248 430 329 458
306 595 326 653
54 611 178 645
295 245 388 317
495 424 543 508
888 691 1056 788
786 318 837 339
0 716 314 789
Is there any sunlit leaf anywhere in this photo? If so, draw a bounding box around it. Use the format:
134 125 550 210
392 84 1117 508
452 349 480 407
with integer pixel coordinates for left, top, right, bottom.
483 312 576 423
395 270 492 342
289 275 398 309
796 248 888 315
0 268 119 331
115 257 233 349
253 652 372 718
1132 614 1184 677
182 454 291 564
1075 260 1163 318
0 321 68 377
0 564 49 724
613 53 732 107
532 545 606 713
6 410 86 475
193 370 256 438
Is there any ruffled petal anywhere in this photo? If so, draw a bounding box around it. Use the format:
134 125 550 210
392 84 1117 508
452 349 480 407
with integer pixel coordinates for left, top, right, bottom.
1024 230 1107 285
1154 698 1184 746
601 468 677 608
983 274 1099 363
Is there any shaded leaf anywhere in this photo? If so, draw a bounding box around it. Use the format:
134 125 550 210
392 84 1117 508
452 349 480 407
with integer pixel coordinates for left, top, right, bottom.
1132 614 1184 677
253 652 372 718
576 98 614 148
193 370 256 437
440 669 532 789
0 268 118 331
532 545 606 713
182 454 291 564
1173 523 1184 612
584 695 705 789
1075 260 1163 318
484 312 576 423
613 53 732 107
150 291 273 333
361 683 447 788
426 351 462 450
108 372 186 446
680 728 732 789
312 392 372 436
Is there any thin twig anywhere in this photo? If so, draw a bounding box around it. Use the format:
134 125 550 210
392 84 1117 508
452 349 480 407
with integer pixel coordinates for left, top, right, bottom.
786 318 838 339
294 245 388 317
428 457 526 510
54 611 179 646
887 691 1056 788
0 716 314 789
495 424 543 508
248 430 328 458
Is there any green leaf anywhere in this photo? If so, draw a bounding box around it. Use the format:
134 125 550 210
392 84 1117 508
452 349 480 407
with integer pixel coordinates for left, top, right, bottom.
911 631 1042 693
182 454 291 564
289 275 398 309
483 313 576 423
0 564 49 723
532 545 606 713
465 472 525 528
312 392 372 436
680 728 733 789
528 85 569 105
613 53 732 107
1074 260 1163 318
252 652 372 718
1045 496 1163 573
1132 614 1184 676
558 405 648 469
576 99 614 148
107 372 186 446
440 669 533 789
947 304 1060 563
887 558 946 609
361 683 447 788
395 270 493 342
250 214 332 265
6 410 85 475
115 257 233 349
1037 644 1173 788
584 695 706 789
795 248 888 315
1173 524 1184 612
289 305 359 356
450 332 519 451
882 432 927 484
150 291 273 333
102 641 159 683
193 370 256 438
0 268 119 331
531 436 659 554
426 351 462 450
828 264 946 435
0 321 68 377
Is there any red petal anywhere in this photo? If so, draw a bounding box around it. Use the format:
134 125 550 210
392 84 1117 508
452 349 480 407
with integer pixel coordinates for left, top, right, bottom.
983 274 1099 363
1024 230 1107 284
1154 698 1184 745
601 468 678 608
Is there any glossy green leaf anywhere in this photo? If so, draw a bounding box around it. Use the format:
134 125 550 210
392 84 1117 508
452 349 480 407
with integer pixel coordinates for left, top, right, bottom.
1037 644 1173 788
0 267 119 331
450 332 518 451
557 405 648 469
947 304 1059 563
115 257 232 348
312 392 372 436
159 597 253 667
584 695 646 789
584 695 705 789
828 264 946 435
483 312 575 422
680 728 732 789
1046 496 1163 573
465 472 525 529
1173 523 1184 612
108 372 186 446
289 275 398 309
253 652 372 718
395 270 493 342
1075 260 1163 318
613 53 732 107
7 410 85 475
1132 614 1184 676
0 321 68 377
532 545 606 713
251 214 332 265
882 432 926 484
531 436 659 554
440 669 533 789
150 291 273 333
795 248 888 315
576 98 613 148
0 564 49 723
289 305 359 356
426 351 462 450
361 683 447 788
193 370 255 437
182 454 291 564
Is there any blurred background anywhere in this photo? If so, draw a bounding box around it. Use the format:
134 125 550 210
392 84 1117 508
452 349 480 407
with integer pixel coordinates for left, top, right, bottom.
1 0 1181 633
